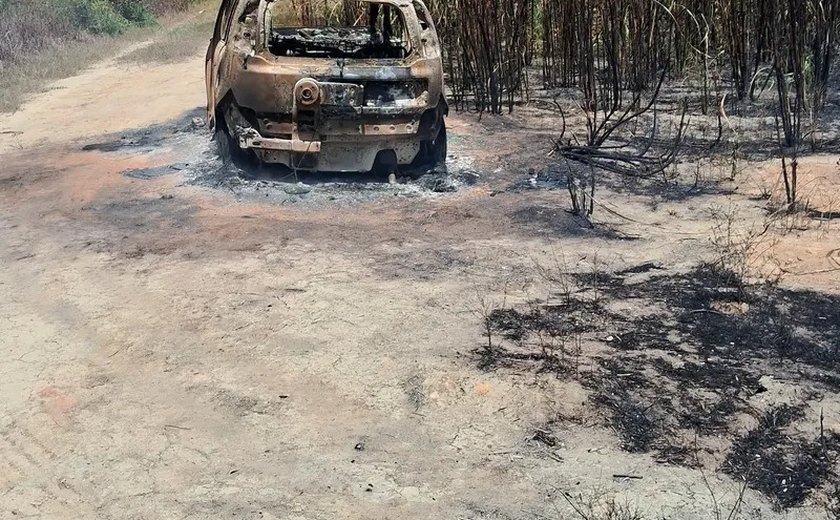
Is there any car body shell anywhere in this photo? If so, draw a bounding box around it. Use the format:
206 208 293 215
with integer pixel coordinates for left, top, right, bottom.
205 0 447 172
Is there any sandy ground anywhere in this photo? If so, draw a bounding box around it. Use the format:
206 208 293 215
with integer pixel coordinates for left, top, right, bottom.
0 36 838 520
0 42 205 155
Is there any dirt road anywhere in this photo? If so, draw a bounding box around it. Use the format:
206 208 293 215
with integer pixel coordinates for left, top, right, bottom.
1 38 838 519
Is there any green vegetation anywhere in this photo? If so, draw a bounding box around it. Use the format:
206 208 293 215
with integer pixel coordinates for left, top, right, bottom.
60 0 161 35
0 0 209 113
124 10 215 64
0 0 202 65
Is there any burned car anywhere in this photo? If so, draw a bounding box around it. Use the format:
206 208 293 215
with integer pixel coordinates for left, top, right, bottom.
205 0 447 173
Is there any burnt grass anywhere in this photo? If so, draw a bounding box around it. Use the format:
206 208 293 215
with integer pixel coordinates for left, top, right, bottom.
477 263 840 508
722 404 840 509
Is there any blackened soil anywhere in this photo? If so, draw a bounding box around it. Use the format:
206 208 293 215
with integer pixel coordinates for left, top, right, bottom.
511 205 635 240
722 404 840 510
479 263 840 507
82 108 206 154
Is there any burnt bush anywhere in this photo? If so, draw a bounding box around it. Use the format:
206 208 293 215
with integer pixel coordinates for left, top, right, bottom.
431 0 839 119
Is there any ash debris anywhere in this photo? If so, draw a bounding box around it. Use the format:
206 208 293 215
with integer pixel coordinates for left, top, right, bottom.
81 110 479 206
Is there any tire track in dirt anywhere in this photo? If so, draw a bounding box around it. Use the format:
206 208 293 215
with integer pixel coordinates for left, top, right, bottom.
0 433 30 487
0 427 90 518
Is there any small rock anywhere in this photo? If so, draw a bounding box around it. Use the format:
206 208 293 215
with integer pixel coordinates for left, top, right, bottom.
283 183 312 195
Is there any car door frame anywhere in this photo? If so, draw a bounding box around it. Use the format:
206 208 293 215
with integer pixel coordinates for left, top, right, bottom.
206 0 238 128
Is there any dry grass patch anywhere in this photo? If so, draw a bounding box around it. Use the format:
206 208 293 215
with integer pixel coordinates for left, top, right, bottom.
0 0 213 114
123 9 214 64
0 32 150 114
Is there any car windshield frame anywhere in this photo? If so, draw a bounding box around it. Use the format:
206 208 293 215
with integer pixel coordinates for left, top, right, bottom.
261 0 421 59
261 0 422 59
